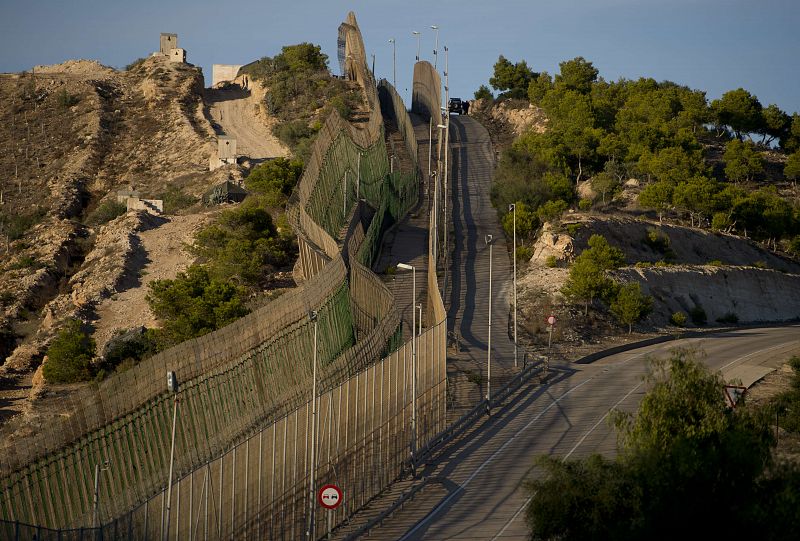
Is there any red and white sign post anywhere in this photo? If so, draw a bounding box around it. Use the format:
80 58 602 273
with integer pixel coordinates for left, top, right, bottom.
318 484 343 510
545 315 556 375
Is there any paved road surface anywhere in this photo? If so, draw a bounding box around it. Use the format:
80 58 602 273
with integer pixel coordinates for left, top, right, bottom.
206 84 287 160
446 116 516 403
364 326 799 540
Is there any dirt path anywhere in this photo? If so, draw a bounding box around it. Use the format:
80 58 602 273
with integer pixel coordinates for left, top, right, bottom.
92 211 216 353
206 81 288 161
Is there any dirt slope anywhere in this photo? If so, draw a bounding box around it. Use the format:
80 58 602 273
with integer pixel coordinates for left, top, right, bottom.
206 78 288 161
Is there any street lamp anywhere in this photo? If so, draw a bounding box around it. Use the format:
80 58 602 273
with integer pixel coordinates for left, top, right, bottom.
412 31 421 62
306 310 319 540
509 204 517 368
92 460 111 529
485 234 494 413
162 371 179 541
430 25 440 69
388 38 396 88
396 262 417 469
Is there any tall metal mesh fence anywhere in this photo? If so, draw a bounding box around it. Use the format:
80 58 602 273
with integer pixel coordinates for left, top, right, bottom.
0 10 449 538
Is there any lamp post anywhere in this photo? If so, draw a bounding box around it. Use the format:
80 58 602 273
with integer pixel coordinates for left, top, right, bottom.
412 31 421 62
306 310 319 540
92 460 111 529
442 46 451 300
356 151 362 200
430 25 439 69
396 263 417 470
485 234 494 413
162 371 179 541
509 203 517 368
388 38 396 88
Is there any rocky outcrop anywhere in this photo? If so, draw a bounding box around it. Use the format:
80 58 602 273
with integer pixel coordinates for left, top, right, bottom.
614 266 800 326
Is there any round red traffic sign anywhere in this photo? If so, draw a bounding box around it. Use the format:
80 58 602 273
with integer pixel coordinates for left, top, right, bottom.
318 484 343 510
546 315 556 326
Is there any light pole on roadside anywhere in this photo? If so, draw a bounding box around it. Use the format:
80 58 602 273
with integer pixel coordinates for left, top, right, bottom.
412 31 421 62
306 310 319 540
430 25 440 69
396 263 417 471
388 38 396 88
442 45 450 295
162 371 179 541
485 234 494 413
509 203 518 368
436 123 447 263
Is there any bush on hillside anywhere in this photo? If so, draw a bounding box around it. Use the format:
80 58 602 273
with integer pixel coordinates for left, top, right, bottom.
86 200 127 226
43 320 96 383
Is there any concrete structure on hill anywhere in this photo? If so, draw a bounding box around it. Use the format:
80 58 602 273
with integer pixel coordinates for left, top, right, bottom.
212 64 243 87
159 33 178 54
126 197 163 214
169 48 186 63
210 136 237 170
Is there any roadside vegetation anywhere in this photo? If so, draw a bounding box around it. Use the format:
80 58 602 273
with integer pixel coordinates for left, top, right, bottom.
481 55 800 256
526 349 800 540
561 234 653 332
241 43 363 162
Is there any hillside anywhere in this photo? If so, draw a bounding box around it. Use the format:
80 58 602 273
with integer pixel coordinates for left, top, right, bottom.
0 55 251 436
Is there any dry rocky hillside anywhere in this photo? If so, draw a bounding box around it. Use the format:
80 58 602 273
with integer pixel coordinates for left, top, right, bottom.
519 213 800 343
0 55 270 429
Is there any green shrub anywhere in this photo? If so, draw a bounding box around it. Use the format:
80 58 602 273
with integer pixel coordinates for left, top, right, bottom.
566 223 582 236
643 228 671 253
0 208 46 241
654 260 673 267
707 259 724 266
515 246 533 263
689 305 707 325
578 198 593 211
385 265 396 276
752 260 768 269
192 199 295 286
245 157 303 207
670 311 687 326
56 88 80 108
43 319 96 383
273 120 316 149
716 312 739 324
159 187 198 214
146 266 250 349
635 261 653 268
86 200 127 226
789 235 800 256
544 254 557 267
8 255 44 270
711 212 732 232
474 85 493 101
100 327 158 373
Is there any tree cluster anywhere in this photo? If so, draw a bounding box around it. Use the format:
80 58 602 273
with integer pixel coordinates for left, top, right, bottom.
526 349 800 540
486 54 800 251
241 43 362 161
561 235 652 331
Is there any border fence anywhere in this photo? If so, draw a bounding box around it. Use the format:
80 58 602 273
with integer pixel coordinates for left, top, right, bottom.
1 11 450 540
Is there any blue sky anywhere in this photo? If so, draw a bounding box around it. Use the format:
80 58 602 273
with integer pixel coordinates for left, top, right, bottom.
1 0 798 114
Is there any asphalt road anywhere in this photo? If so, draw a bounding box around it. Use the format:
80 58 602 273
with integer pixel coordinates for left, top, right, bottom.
446 115 516 405
368 326 800 540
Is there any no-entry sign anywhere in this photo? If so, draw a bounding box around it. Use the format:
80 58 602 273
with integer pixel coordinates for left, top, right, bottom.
318 484 343 510
547 315 556 326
